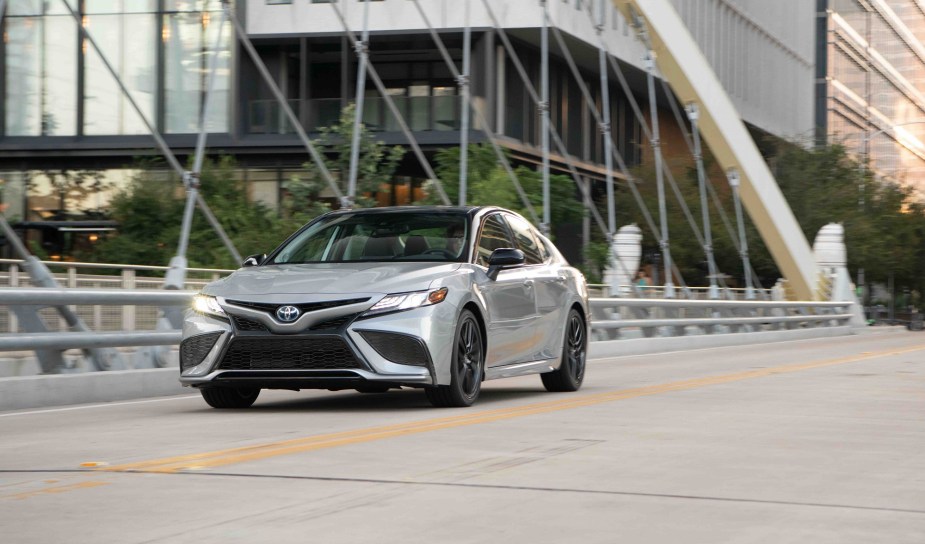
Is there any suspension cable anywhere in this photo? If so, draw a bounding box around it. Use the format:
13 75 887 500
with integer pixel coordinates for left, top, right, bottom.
329 1 451 206
481 2 609 236
63 0 241 263
222 1 345 205
535 11 688 293
345 0 371 205
458 0 472 206
407 0 540 223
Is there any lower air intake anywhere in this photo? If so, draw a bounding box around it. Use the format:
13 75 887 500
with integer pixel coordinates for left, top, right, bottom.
359 331 430 367
180 332 223 371
217 337 362 371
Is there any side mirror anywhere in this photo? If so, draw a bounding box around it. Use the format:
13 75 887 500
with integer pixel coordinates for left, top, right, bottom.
242 253 266 267
486 248 525 280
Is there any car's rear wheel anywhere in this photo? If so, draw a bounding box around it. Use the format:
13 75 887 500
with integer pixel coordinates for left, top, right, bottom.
426 310 483 407
541 309 586 392
200 386 260 409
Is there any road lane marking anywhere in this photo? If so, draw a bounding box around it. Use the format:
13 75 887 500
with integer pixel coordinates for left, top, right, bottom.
5 480 109 501
0 395 199 418
97 343 925 474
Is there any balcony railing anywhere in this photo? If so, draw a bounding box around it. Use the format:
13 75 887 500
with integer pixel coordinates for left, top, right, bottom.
246 96 466 135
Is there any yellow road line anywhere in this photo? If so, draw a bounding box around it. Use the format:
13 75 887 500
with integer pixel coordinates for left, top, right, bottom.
100 344 925 474
6 481 109 501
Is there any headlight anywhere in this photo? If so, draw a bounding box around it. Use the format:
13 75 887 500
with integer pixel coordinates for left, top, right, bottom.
364 287 448 316
192 294 227 318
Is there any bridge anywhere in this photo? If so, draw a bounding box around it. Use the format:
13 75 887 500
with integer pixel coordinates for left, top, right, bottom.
1 0 923 540
2 331 923 542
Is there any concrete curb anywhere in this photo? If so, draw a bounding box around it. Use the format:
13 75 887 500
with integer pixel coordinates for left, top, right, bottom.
0 368 186 412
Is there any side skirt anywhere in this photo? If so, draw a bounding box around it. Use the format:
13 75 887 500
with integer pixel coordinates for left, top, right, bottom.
485 358 558 381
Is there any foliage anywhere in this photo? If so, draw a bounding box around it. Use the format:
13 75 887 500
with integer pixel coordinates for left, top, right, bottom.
621 140 925 300
92 157 292 270
428 143 584 233
288 104 405 209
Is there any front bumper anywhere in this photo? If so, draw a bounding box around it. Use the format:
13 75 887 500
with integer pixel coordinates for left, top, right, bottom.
179 304 455 389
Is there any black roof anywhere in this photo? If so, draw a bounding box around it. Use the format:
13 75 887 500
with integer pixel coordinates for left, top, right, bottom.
328 205 496 217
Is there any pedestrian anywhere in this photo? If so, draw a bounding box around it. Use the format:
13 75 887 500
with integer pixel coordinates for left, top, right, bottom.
635 269 651 296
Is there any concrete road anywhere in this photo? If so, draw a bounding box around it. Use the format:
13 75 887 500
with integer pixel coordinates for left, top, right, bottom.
1 330 924 543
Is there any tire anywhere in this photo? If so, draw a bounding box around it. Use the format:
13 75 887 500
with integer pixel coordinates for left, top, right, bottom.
541 309 586 392
200 386 260 409
425 309 484 407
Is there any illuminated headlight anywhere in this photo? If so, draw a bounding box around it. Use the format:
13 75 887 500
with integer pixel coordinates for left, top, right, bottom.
364 287 448 316
192 294 227 319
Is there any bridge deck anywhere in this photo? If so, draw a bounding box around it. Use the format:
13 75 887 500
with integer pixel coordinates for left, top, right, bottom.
1 330 923 543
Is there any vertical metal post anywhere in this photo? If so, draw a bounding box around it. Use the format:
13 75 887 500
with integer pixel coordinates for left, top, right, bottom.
346 0 371 206
728 169 755 300
458 0 471 206
687 103 719 299
597 2 616 239
644 50 674 298
540 0 551 234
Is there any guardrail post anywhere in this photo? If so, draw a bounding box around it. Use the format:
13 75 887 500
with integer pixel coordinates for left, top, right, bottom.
122 269 136 331
8 264 18 333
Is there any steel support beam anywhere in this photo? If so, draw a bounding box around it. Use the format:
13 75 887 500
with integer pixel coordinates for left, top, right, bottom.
612 0 818 300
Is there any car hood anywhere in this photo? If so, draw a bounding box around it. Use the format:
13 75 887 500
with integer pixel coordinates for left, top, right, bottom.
203 262 463 299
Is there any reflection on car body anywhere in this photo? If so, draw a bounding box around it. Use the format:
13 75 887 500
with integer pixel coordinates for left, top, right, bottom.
180 206 589 408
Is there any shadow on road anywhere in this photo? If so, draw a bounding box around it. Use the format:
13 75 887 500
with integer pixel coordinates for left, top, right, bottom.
189 385 555 413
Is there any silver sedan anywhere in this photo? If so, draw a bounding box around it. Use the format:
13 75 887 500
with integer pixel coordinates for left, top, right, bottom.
180 206 589 408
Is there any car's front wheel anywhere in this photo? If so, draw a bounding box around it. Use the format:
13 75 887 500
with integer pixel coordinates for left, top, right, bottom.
426 309 483 407
200 386 261 409
541 308 586 392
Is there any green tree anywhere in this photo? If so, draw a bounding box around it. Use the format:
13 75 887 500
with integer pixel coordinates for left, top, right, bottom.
93 157 292 269
288 104 405 209
429 143 584 232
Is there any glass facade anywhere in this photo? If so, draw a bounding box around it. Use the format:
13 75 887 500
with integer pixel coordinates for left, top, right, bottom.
1 0 231 137
823 0 925 192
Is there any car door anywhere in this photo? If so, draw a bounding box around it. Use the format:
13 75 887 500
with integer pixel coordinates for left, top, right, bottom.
475 213 539 368
505 214 568 361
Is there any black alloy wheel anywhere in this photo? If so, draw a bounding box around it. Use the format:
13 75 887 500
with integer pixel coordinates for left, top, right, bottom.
200 386 261 409
541 309 586 392
426 309 484 407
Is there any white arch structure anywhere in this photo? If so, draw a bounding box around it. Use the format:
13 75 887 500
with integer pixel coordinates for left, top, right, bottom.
612 0 819 300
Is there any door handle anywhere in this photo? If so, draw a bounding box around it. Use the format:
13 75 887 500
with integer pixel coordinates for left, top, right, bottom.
523 279 535 288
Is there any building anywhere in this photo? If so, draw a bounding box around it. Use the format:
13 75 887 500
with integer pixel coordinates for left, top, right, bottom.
0 0 816 259
817 0 925 193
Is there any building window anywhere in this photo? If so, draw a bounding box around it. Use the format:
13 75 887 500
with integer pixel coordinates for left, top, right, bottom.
4 4 78 136
83 1 158 135
164 2 231 134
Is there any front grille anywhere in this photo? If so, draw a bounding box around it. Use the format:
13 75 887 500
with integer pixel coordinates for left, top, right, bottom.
225 297 370 315
359 331 429 366
310 313 359 331
231 315 268 332
217 336 362 371
180 332 222 371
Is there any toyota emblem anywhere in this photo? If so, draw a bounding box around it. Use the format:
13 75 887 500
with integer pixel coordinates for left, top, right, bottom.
276 305 301 323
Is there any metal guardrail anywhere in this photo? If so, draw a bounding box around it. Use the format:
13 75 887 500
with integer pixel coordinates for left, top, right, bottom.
0 288 194 352
589 297 854 339
0 260 232 334
0 286 856 370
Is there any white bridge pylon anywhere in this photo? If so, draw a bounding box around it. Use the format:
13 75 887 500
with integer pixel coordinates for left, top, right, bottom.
612 0 819 301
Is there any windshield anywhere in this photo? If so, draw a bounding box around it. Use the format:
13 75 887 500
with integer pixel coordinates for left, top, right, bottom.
269 212 470 264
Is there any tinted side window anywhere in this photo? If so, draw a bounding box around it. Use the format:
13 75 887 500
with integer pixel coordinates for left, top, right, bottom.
506 215 544 265
476 214 514 267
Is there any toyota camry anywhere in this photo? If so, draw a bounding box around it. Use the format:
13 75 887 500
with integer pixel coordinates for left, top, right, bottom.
180 206 589 408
